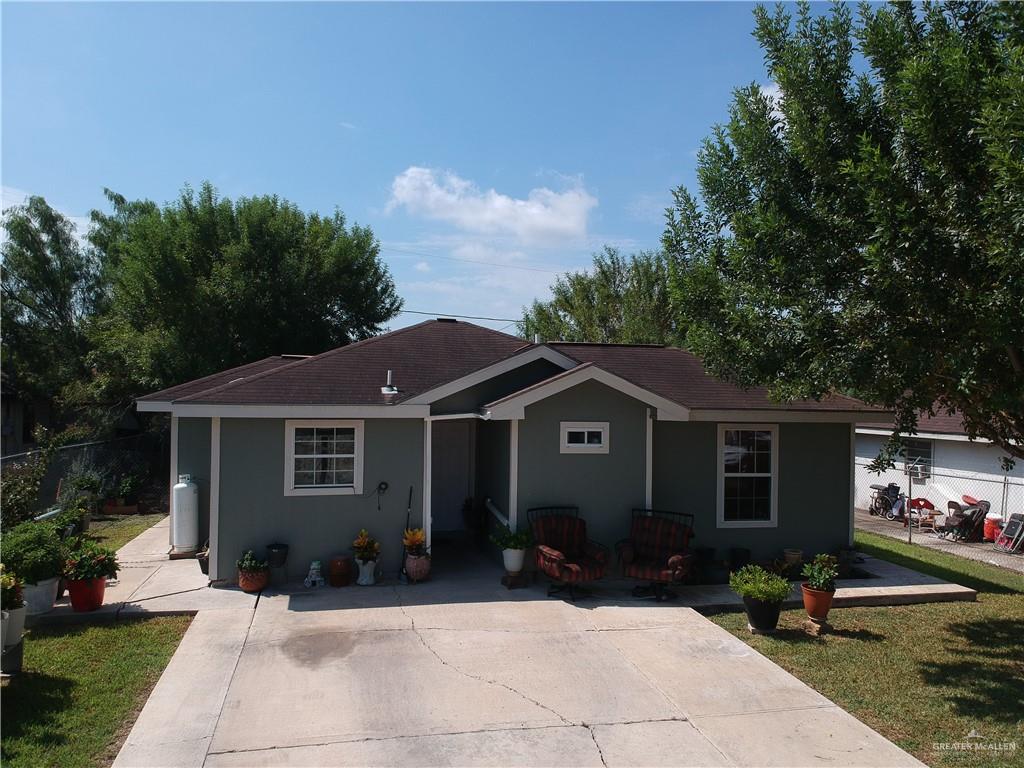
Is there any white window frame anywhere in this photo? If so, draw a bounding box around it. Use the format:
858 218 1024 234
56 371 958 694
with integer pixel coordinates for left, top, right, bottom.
716 423 779 529
284 419 364 497
901 437 933 480
560 421 610 454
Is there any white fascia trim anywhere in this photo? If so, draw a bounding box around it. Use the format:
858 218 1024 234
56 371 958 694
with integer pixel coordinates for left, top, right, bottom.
404 345 577 405
855 427 991 444
716 423 779 529
485 366 690 422
426 412 489 422
692 409 890 423
137 400 173 412
283 419 365 497
169 404 429 419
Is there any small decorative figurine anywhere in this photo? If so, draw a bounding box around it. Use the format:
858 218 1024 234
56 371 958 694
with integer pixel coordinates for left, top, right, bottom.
304 560 325 589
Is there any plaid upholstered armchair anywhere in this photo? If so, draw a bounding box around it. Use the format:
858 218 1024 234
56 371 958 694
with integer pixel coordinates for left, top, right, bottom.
528 507 609 601
617 509 695 601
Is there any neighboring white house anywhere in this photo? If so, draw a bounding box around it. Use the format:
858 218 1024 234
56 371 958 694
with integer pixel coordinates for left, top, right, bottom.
855 411 1024 521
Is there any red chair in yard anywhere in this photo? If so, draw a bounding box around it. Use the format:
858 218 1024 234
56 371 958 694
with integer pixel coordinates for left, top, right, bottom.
617 509 695 601
528 507 609 601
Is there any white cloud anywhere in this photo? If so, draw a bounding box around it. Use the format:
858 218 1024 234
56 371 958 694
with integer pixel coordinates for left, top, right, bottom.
760 82 785 124
414 260 431 272
339 121 357 131
387 166 597 247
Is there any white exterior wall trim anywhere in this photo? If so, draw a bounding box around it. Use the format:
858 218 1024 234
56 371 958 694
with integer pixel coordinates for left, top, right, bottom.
423 419 432 551
137 400 173 412
209 417 221 581
509 420 519 532
168 415 178 546
694 409 890 423
856 426 993 444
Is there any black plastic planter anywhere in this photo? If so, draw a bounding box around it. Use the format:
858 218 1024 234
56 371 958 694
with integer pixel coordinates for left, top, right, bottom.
742 596 782 634
267 542 289 568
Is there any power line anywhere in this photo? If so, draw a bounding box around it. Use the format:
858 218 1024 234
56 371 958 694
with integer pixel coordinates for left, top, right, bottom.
380 245 563 275
399 309 521 323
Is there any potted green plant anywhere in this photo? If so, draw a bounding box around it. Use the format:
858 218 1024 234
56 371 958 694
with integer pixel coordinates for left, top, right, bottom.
489 526 533 574
236 550 270 593
729 564 792 634
64 540 119 612
402 528 430 583
801 554 839 622
0 522 66 616
352 529 381 586
0 566 26 649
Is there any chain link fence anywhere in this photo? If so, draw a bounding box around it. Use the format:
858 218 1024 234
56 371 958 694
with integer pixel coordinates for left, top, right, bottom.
855 460 1023 521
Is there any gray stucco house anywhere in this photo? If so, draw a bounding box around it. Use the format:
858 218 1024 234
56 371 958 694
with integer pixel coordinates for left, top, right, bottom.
137 319 888 582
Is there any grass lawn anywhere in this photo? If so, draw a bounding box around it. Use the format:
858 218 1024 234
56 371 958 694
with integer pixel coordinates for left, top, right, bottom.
1 616 191 768
711 531 1023 768
86 513 166 551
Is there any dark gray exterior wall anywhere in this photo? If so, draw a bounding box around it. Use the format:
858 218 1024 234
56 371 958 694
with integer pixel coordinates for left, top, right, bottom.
515 380 648 549
430 359 564 415
475 419 510 515
215 418 424 581
652 421 851 560
177 417 212 545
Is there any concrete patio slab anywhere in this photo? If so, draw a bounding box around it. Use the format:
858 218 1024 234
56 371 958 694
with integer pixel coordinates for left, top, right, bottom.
691 706 923 767
115 516 174 563
590 719 732 767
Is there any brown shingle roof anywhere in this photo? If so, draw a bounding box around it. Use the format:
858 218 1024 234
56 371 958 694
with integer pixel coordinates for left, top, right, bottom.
859 409 966 435
175 320 528 405
547 342 883 412
137 356 308 402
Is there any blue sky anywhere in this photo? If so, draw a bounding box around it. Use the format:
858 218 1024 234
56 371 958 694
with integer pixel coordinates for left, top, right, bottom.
2 1 773 332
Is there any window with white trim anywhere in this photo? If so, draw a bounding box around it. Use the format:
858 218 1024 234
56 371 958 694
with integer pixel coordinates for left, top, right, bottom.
717 425 778 528
901 438 932 479
284 420 364 496
560 421 609 454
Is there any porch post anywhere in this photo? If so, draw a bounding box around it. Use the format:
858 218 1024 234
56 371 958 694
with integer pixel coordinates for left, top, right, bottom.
509 419 519 531
645 408 653 508
423 419 432 550
168 414 178 546
209 417 221 581
848 422 856 547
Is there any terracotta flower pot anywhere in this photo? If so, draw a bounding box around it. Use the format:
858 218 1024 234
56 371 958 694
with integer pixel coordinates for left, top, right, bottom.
238 570 269 593
801 583 835 622
405 554 431 583
68 577 107 612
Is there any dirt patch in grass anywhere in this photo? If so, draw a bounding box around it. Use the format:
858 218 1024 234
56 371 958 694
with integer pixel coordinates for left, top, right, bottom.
710 534 1023 768
1 616 192 768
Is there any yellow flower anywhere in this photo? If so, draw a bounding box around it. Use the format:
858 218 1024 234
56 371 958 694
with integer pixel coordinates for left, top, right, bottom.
402 528 425 549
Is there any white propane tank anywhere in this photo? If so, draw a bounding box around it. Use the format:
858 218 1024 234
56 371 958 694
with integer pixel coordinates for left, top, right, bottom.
172 474 199 554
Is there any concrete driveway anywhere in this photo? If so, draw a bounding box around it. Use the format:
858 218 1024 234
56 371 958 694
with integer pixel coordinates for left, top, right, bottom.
115 569 921 768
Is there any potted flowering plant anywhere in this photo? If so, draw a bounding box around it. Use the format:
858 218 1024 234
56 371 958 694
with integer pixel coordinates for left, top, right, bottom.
64 540 119 612
729 564 792 634
801 554 839 622
1 522 67 615
236 550 270 593
1 566 26 649
352 529 381 586
489 526 533 575
402 528 430 583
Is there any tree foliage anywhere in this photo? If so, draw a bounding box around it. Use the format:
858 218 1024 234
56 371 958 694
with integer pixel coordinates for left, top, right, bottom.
665 1 1024 459
1 197 101 406
520 247 675 344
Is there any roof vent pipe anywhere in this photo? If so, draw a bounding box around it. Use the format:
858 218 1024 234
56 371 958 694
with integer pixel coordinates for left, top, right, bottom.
381 369 398 396
533 333 541 344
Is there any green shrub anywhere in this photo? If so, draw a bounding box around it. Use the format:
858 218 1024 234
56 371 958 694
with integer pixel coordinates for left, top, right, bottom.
489 525 533 550
236 550 269 573
64 540 119 580
729 564 791 603
802 554 839 592
0 521 66 584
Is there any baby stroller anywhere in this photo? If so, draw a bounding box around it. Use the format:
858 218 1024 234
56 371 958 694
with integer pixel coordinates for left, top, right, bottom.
937 497 990 542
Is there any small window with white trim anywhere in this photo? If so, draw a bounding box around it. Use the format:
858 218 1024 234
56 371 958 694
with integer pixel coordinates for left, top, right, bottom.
284 420 364 496
560 422 609 454
901 438 932 480
717 425 778 528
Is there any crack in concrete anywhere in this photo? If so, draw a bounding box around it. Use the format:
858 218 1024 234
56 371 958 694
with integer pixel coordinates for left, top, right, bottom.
586 724 609 767
392 586 573 727
200 605 259 768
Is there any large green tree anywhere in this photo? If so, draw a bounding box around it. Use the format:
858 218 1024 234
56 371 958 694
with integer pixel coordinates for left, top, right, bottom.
520 247 674 344
86 182 402 412
1 197 100 408
665 1 1024 460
